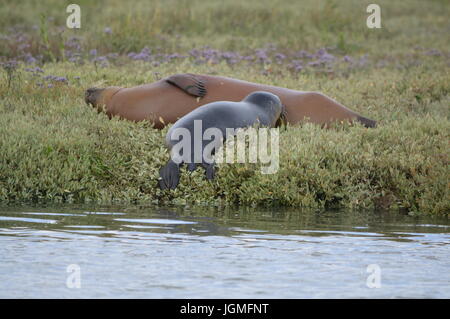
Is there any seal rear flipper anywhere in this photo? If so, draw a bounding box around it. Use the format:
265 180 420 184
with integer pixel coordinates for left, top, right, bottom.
202 163 215 180
165 73 207 98
357 116 377 128
158 160 181 190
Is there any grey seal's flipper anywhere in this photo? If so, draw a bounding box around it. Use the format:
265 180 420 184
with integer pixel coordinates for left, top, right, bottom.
158 160 181 190
202 163 215 180
166 73 207 98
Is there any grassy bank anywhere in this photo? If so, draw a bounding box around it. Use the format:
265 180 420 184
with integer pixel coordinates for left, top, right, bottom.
0 0 449 215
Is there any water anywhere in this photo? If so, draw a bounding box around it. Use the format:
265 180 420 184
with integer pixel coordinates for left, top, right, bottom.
0 205 449 298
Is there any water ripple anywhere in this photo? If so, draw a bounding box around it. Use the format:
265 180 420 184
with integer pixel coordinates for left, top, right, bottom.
0 216 57 224
0 206 449 298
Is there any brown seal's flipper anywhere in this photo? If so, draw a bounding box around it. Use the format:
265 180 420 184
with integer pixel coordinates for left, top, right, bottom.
357 116 377 128
166 73 207 98
274 104 288 129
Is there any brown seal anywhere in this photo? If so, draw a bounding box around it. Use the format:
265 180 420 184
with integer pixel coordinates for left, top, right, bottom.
85 73 376 129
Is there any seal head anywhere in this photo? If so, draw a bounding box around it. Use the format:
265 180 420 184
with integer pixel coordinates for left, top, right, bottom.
85 87 105 107
242 91 283 127
85 86 122 114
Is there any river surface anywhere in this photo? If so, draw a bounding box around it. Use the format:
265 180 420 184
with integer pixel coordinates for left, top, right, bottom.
0 204 448 298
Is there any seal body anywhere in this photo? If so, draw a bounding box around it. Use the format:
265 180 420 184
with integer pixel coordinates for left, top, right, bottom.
158 91 283 190
85 73 376 129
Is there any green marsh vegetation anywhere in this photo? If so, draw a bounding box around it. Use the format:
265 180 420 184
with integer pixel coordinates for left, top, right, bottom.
0 0 449 215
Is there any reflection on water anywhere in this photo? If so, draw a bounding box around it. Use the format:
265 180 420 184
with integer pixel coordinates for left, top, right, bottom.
0 204 449 298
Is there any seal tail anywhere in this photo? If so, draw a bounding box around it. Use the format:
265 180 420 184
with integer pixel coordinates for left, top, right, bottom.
357 116 377 128
158 160 181 190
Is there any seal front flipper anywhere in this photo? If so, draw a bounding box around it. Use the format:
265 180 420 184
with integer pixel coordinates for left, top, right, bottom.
202 162 215 180
158 160 181 190
165 73 207 98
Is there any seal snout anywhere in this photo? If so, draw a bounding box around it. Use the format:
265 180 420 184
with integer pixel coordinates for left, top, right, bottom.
85 87 103 106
